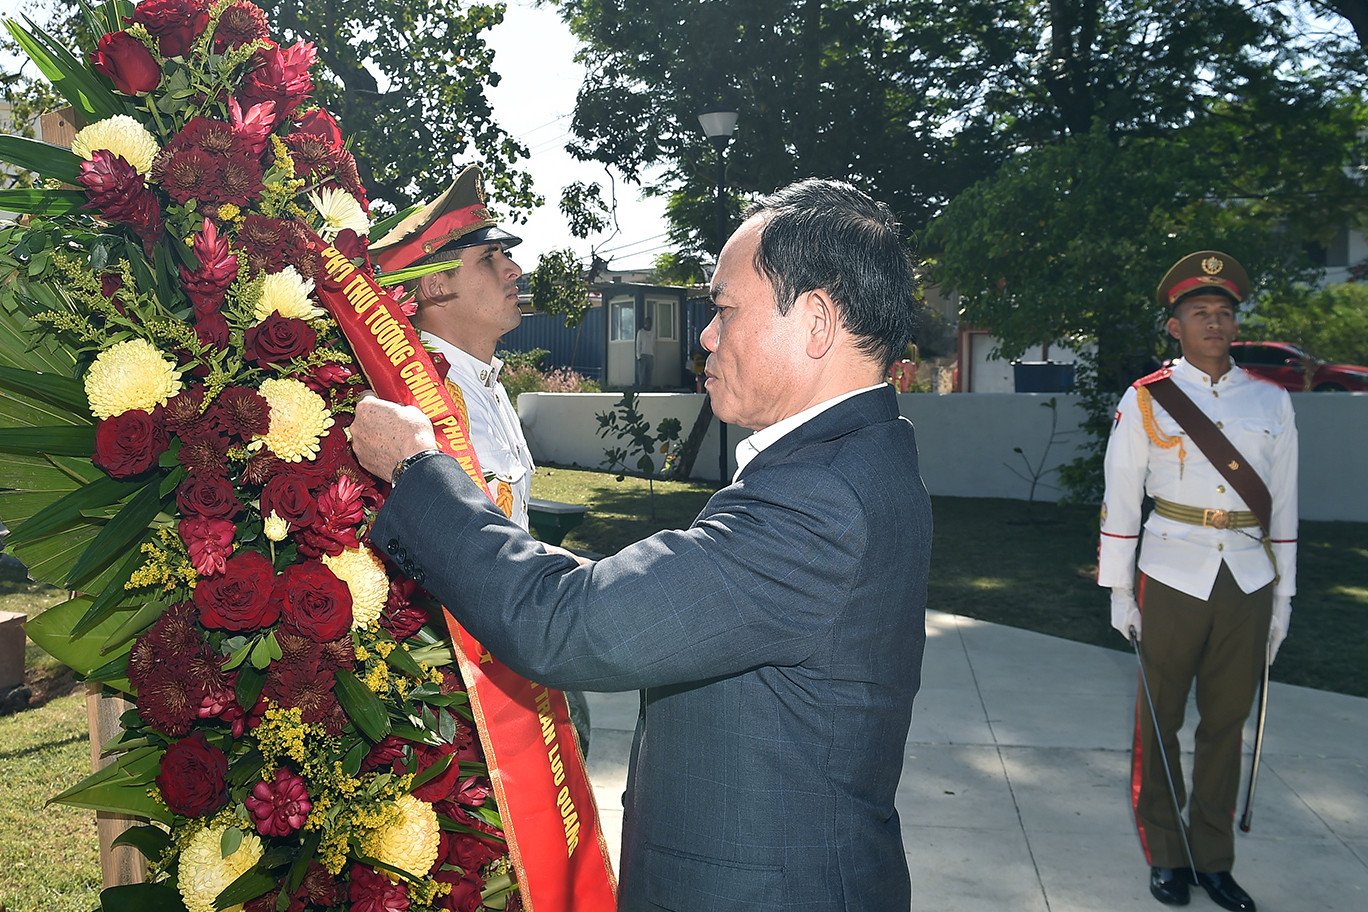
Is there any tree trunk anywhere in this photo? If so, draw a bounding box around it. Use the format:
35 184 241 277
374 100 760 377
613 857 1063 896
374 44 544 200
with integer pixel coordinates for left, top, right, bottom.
671 395 713 479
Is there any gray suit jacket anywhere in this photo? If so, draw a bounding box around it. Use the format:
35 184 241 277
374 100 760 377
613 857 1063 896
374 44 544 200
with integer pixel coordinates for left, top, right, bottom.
371 385 932 911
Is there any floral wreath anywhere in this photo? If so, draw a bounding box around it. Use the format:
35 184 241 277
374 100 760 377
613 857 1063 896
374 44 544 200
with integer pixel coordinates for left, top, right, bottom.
0 2 518 911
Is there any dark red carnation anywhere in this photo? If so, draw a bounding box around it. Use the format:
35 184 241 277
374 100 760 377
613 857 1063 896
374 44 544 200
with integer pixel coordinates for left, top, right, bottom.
176 430 230 475
284 133 340 180
78 150 163 254
263 647 342 731
239 40 317 124
260 472 317 528
212 1 269 52
245 313 316 367
128 601 202 688
177 471 241 519
154 145 215 205
210 386 270 439
179 514 235 576
136 669 202 736
156 731 228 817
276 560 351 641
131 0 210 58
297 862 344 908
91 30 161 95
239 449 283 486
164 385 207 431
92 406 169 477
348 864 409 912
213 150 267 205
194 549 278 631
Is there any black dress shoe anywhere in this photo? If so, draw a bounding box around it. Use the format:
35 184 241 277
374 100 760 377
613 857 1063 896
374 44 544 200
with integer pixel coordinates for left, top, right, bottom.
1194 871 1255 911
1150 867 1192 906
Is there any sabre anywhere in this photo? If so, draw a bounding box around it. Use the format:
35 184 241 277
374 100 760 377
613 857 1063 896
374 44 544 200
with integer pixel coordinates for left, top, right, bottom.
1239 641 1271 833
1131 628 1198 877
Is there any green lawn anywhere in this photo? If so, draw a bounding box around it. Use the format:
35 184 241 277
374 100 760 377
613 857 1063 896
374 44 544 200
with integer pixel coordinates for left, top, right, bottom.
0 466 1363 908
533 466 1368 697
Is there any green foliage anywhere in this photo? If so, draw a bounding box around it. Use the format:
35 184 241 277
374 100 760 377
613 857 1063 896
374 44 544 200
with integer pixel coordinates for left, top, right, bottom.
651 251 708 286
528 248 592 327
1242 282 1368 366
559 180 611 238
595 392 682 515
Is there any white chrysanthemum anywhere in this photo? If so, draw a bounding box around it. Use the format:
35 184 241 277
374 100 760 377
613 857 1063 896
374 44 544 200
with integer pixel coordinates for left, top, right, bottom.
253 266 322 323
360 794 440 880
71 114 160 176
263 511 289 542
177 826 264 912
309 187 369 241
252 378 334 462
84 338 183 419
322 545 389 629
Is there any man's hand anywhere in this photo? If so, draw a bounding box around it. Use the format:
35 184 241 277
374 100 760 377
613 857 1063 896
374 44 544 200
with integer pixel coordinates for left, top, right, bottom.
1111 588 1142 642
1268 595 1292 663
350 391 439 482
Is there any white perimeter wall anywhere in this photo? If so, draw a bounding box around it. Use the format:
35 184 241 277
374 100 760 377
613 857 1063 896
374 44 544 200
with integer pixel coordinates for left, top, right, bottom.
518 391 1368 522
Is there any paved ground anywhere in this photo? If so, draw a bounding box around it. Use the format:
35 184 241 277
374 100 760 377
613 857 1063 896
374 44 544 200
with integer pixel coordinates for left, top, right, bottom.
581 609 1368 910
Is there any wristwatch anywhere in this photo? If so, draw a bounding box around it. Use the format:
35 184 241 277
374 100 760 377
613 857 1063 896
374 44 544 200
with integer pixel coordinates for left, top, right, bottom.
391 448 441 486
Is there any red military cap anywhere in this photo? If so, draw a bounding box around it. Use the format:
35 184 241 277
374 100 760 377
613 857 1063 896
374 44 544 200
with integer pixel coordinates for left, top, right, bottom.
1155 250 1251 309
370 165 521 274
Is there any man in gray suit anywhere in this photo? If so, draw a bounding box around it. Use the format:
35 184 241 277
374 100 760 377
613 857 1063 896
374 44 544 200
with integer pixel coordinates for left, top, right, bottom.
350 178 932 911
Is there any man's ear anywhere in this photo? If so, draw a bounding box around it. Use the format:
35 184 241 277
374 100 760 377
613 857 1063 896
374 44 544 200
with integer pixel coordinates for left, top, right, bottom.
1165 314 1180 341
799 289 838 359
417 270 452 306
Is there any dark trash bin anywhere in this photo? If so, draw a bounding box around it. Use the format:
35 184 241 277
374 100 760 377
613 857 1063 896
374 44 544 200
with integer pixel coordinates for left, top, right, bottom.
1013 361 1075 392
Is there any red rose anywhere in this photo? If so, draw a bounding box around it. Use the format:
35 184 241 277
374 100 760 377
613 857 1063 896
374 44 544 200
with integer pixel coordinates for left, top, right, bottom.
444 831 503 878
245 313 316 366
177 471 241 519
277 561 352 642
156 731 228 817
179 515 235 576
131 0 210 59
92 407 169 478
260 472 318 527
194 549 278 631
91 30 161 95
409 742 462 802
434 871 483 912
302 361 356 393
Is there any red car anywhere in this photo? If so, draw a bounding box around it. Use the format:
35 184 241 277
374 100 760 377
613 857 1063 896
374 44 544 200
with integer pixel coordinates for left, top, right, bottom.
1230 341 1368 392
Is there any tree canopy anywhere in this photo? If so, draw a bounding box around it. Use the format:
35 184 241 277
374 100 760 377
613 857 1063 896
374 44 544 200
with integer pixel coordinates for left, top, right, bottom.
2 0 538 215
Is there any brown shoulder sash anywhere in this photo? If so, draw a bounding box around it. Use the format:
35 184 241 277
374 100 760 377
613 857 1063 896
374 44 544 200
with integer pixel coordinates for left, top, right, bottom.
1140 372 1271 532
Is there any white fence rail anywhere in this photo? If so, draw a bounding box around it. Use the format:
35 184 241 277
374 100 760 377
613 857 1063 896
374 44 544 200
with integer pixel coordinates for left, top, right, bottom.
518 391 1368 522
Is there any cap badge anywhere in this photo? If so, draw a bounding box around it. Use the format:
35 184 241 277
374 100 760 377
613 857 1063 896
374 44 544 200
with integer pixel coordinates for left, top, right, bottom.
1201 256 1224 276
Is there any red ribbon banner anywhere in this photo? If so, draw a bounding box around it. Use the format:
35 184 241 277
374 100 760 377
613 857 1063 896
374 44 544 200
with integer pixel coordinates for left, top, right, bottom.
311 240 617 911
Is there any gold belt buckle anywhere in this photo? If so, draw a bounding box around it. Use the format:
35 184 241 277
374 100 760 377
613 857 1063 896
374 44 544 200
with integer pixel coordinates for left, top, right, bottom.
1203 508 1230 529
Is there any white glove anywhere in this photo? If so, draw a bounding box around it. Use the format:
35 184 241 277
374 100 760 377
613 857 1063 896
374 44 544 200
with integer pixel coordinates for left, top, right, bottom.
1111 588 1142 642
1268 596 1292 663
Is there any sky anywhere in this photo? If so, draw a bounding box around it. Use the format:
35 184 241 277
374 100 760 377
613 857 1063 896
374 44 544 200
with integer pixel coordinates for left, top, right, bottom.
483 1 671 273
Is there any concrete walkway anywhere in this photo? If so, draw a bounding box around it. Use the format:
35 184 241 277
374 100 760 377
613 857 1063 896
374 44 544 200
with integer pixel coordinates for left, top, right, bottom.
582 610 1368 910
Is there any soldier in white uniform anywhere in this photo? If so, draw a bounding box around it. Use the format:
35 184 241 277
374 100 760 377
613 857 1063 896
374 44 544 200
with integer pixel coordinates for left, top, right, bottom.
1098 251 1297 912
370 165 590 749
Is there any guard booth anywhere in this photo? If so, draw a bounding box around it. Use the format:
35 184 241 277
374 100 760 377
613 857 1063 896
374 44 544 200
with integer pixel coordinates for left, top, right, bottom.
597 283 693 389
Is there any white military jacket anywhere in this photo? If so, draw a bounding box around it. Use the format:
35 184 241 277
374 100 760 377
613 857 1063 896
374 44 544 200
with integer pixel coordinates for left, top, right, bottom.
421 331 536 531
1098 358 1297 602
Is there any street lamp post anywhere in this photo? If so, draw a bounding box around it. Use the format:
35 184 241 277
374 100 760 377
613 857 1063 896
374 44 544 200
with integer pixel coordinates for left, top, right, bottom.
697 106 738 484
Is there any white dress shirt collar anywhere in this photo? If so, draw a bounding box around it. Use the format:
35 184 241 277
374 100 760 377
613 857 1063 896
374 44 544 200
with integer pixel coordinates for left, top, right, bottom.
733 383 886 482
420 331 503 387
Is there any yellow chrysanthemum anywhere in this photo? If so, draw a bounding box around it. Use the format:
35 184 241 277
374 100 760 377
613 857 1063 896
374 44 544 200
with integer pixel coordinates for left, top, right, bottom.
177 826 264 912
263 511 289 542
253 265 323 323
71 114 160 176
322 545 389 629
84 338 183 419
253 378 334 463
360 794 440 880
309 187 369 241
